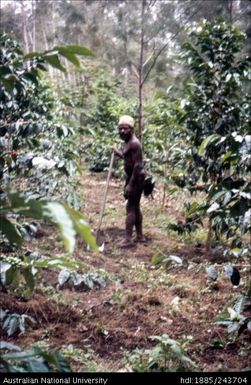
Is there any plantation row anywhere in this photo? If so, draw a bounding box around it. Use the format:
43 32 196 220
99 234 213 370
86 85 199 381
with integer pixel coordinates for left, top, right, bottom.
0 19 250 371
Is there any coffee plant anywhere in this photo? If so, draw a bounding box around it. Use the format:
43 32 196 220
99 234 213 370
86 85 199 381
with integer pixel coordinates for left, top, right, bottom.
124 334 196 372
169 21 250 255
82 69 137 172
0 33 97 293
0 341 71 372
0 309 36 337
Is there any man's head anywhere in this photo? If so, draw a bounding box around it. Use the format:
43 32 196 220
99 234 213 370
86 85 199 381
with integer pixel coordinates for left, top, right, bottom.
119 115 134 128
118 115 134 142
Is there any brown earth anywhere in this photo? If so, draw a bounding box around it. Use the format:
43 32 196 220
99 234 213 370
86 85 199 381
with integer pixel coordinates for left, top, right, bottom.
1 171 250 372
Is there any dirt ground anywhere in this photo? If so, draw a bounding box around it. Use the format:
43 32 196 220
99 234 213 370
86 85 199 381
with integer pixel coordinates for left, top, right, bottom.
1 171 250 372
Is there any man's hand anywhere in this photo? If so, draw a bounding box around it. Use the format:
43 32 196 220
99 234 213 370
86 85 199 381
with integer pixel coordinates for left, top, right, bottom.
113 146 123 158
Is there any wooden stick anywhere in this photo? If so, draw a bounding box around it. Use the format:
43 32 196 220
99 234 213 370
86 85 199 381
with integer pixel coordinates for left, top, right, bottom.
96 151 115 243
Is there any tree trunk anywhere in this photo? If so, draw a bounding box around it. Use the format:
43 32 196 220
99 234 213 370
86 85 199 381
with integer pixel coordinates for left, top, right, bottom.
42 28 49 51
28 30 33 51
21 0 29 53
138 0 146 142
32 0 36 51
50 0 57 80
228 0 233 24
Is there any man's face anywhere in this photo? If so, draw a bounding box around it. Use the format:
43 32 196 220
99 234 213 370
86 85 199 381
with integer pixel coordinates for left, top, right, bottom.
119 124 132 142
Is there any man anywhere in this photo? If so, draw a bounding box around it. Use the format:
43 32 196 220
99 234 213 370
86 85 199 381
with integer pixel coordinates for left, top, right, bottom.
113 115 145 247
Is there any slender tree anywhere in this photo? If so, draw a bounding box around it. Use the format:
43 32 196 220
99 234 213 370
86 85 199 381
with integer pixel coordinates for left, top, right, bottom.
21 0 30 53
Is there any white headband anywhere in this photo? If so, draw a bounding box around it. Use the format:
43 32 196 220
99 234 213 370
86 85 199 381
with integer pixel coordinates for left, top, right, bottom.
118 115 135 128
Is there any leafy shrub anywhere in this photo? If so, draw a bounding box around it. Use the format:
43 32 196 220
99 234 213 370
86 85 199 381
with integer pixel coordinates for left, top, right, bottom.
169 21 250 254
0 191 97 293
0 342 71 372
58 269 108 290
0 33 86 206
124 334 196 372
215 295 251 337
82 70 137 173
0 34 98 294
0 309 36 337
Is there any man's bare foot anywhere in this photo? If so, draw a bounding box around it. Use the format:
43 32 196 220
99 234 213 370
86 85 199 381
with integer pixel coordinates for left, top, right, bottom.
118 239 135 248
134 236 147 243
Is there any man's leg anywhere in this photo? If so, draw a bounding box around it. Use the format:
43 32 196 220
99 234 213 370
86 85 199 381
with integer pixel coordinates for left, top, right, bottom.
125 198 135 242
135 206 143 241
135 180 145 242
119 196 136 248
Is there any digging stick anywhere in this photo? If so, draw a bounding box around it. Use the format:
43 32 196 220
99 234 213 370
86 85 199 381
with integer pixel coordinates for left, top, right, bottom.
96 151 115 243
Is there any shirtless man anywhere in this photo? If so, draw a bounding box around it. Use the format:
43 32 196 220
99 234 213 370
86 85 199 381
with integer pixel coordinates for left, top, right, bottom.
113 115 145 247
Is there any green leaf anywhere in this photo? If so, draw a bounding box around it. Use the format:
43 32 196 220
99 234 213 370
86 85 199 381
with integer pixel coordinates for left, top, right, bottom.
180 99 188 109
3 350 40 360
209 190 226 203
34 257 85 270
43 55 66 72
5 192 96 254
7 316 19 337
65 206 98 252
230 248 242 257
228 322 239 333
0 65 11 77
220 151 233 164
199 134 220 155
57 45 94 57
11 269 20 289
53 351 71 372
207 202 220 214
2 346 71 373
33 347 71 372
7 193 44 219
0 341 21 351
5 266 17 286
27 359 50 372
223 191 232 206
0 217 23 246
44 202 76 253
58 269 71 286
23 268 35 292
187 202 205 215
24 52 42 59
1 75 16 93
233 296 246 314
151 253 165 265
57 51 80 68
22 72 39 85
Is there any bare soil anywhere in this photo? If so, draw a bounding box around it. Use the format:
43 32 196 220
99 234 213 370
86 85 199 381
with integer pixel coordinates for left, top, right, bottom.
1 171 250 372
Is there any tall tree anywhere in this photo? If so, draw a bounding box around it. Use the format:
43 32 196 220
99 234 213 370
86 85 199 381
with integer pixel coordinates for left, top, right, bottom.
21 0 30 53
31 0 36 51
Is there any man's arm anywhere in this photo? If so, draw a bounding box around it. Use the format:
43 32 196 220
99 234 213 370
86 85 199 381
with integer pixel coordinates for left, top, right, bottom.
112 146 123 159
125 142 144 195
